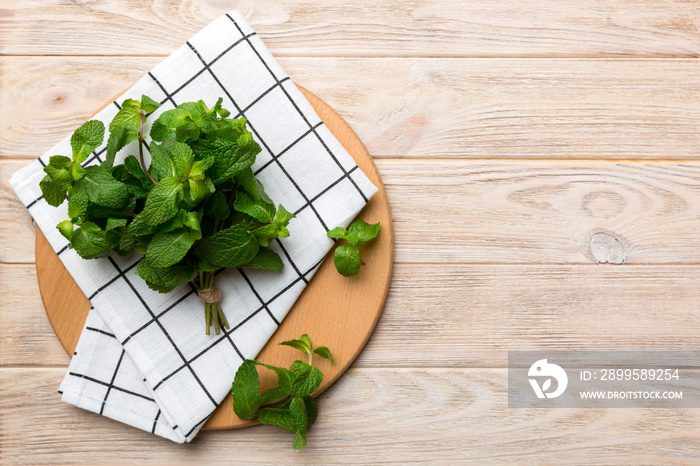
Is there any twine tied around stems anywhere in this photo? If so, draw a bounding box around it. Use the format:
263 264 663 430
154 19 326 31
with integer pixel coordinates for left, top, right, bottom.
197 286 221 304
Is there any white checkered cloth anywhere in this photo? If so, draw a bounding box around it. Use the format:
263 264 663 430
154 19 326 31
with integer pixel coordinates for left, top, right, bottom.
9 10 377 443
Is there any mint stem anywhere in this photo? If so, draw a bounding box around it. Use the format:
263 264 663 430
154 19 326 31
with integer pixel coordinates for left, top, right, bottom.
138 110 157 185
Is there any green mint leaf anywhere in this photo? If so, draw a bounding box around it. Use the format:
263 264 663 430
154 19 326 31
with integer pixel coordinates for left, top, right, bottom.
203 190 230 222
234 190 276 223
149 119 173 142
71 120 105 163
300 334 311 348
144 229 195 268
183 211 201 237
67 184 89 219
49 155 72 169
57 220 74 240
193 222 259 268
275 205 295 226
109 99 141 132
199 134 258 185
241 247 283 271
188 156 215 181
333 244 361 276
74 166 129 209
70 162 86 181
126 213 157 236
279 339 311 355
253 361 293 403
289 360 324 398
185 178 215 204
303 395 318 427
258 404 296 432
140 95 161 113
123 155 152 186
231 359 262 420
251 224 279 247
134 261 196 291
327 227 347 240
346 220 381 246
140 176 183 226
104 124 139 169
171 142 195 178
155 101 212 139
39 174 70 207
71 221 110 259
148 140 178 181
105 217 127 231
312 346 333 364
214 117 248 141
289 397 308 450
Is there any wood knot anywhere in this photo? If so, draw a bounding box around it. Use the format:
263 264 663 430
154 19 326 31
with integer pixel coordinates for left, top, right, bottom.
590 233 626 264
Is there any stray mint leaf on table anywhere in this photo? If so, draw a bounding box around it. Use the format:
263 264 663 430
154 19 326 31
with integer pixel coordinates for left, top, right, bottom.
328 219 380 276
232 334 333 449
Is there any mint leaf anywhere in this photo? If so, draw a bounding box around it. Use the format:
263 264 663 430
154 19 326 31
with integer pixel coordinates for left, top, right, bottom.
140 95 161 113
75 166 129 209
71 120 105 163
123 155 152 186
104 124 139 169
253 361 293 404
258 404 296 432
289 397 308 450
185 178 215 204
105 217 127 231
71 221 110 259
149 140 178 181
57 220 74 240
279 339 311 355
144 229 195 268
241 248 283 271
171 142 194 178
346 220 380 246
312 346 333 364
234 190 276 223
67 184 89 219
39 174 71 207
275 205 295 225
70 163 86 181
203 190 229 222
135 261 196 291
194 222 259 268
189 156 215 181
333 244 361 276
197 135 257 185
231 359 262 420
49 155 72 169
289 360 323 398
140 176 183 225
109 99 141 132
300 334 311 348
327 227 347 240
303 396 318 427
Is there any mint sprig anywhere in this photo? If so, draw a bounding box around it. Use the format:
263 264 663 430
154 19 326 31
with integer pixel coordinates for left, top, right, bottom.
328 219 380 276
231 334 332 450
40 95 295 335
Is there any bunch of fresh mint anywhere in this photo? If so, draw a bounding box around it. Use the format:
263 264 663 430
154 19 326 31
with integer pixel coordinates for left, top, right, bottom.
231 334 333 450
39 95 294 335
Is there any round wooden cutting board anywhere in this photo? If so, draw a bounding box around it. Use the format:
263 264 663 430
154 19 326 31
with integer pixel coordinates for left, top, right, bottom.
35 85 393 430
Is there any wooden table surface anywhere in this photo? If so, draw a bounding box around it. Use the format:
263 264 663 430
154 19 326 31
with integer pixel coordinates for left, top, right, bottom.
3 1 700 463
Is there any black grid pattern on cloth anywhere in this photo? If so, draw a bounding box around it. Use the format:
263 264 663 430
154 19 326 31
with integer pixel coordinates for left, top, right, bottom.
24 11 378 442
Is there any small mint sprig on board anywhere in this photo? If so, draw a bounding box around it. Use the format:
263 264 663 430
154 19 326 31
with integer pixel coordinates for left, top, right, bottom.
231 334 333 450
39 95 295 335
327 219 380 276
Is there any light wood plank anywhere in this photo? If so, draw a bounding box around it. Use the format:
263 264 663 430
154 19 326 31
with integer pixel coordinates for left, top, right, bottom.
2 57 699 160
8 159 700 265
2 367 699 464
5 263 700 367
3 1 700 58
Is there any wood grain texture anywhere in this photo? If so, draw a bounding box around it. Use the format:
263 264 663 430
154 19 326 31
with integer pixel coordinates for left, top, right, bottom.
34 86 394 429
3 0 700 58
8 159 700 265
6 263 700 368
2 57 700 160
3 367 700 464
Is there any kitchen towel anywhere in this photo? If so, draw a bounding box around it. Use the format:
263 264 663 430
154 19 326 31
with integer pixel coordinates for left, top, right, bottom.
9 10 377 443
